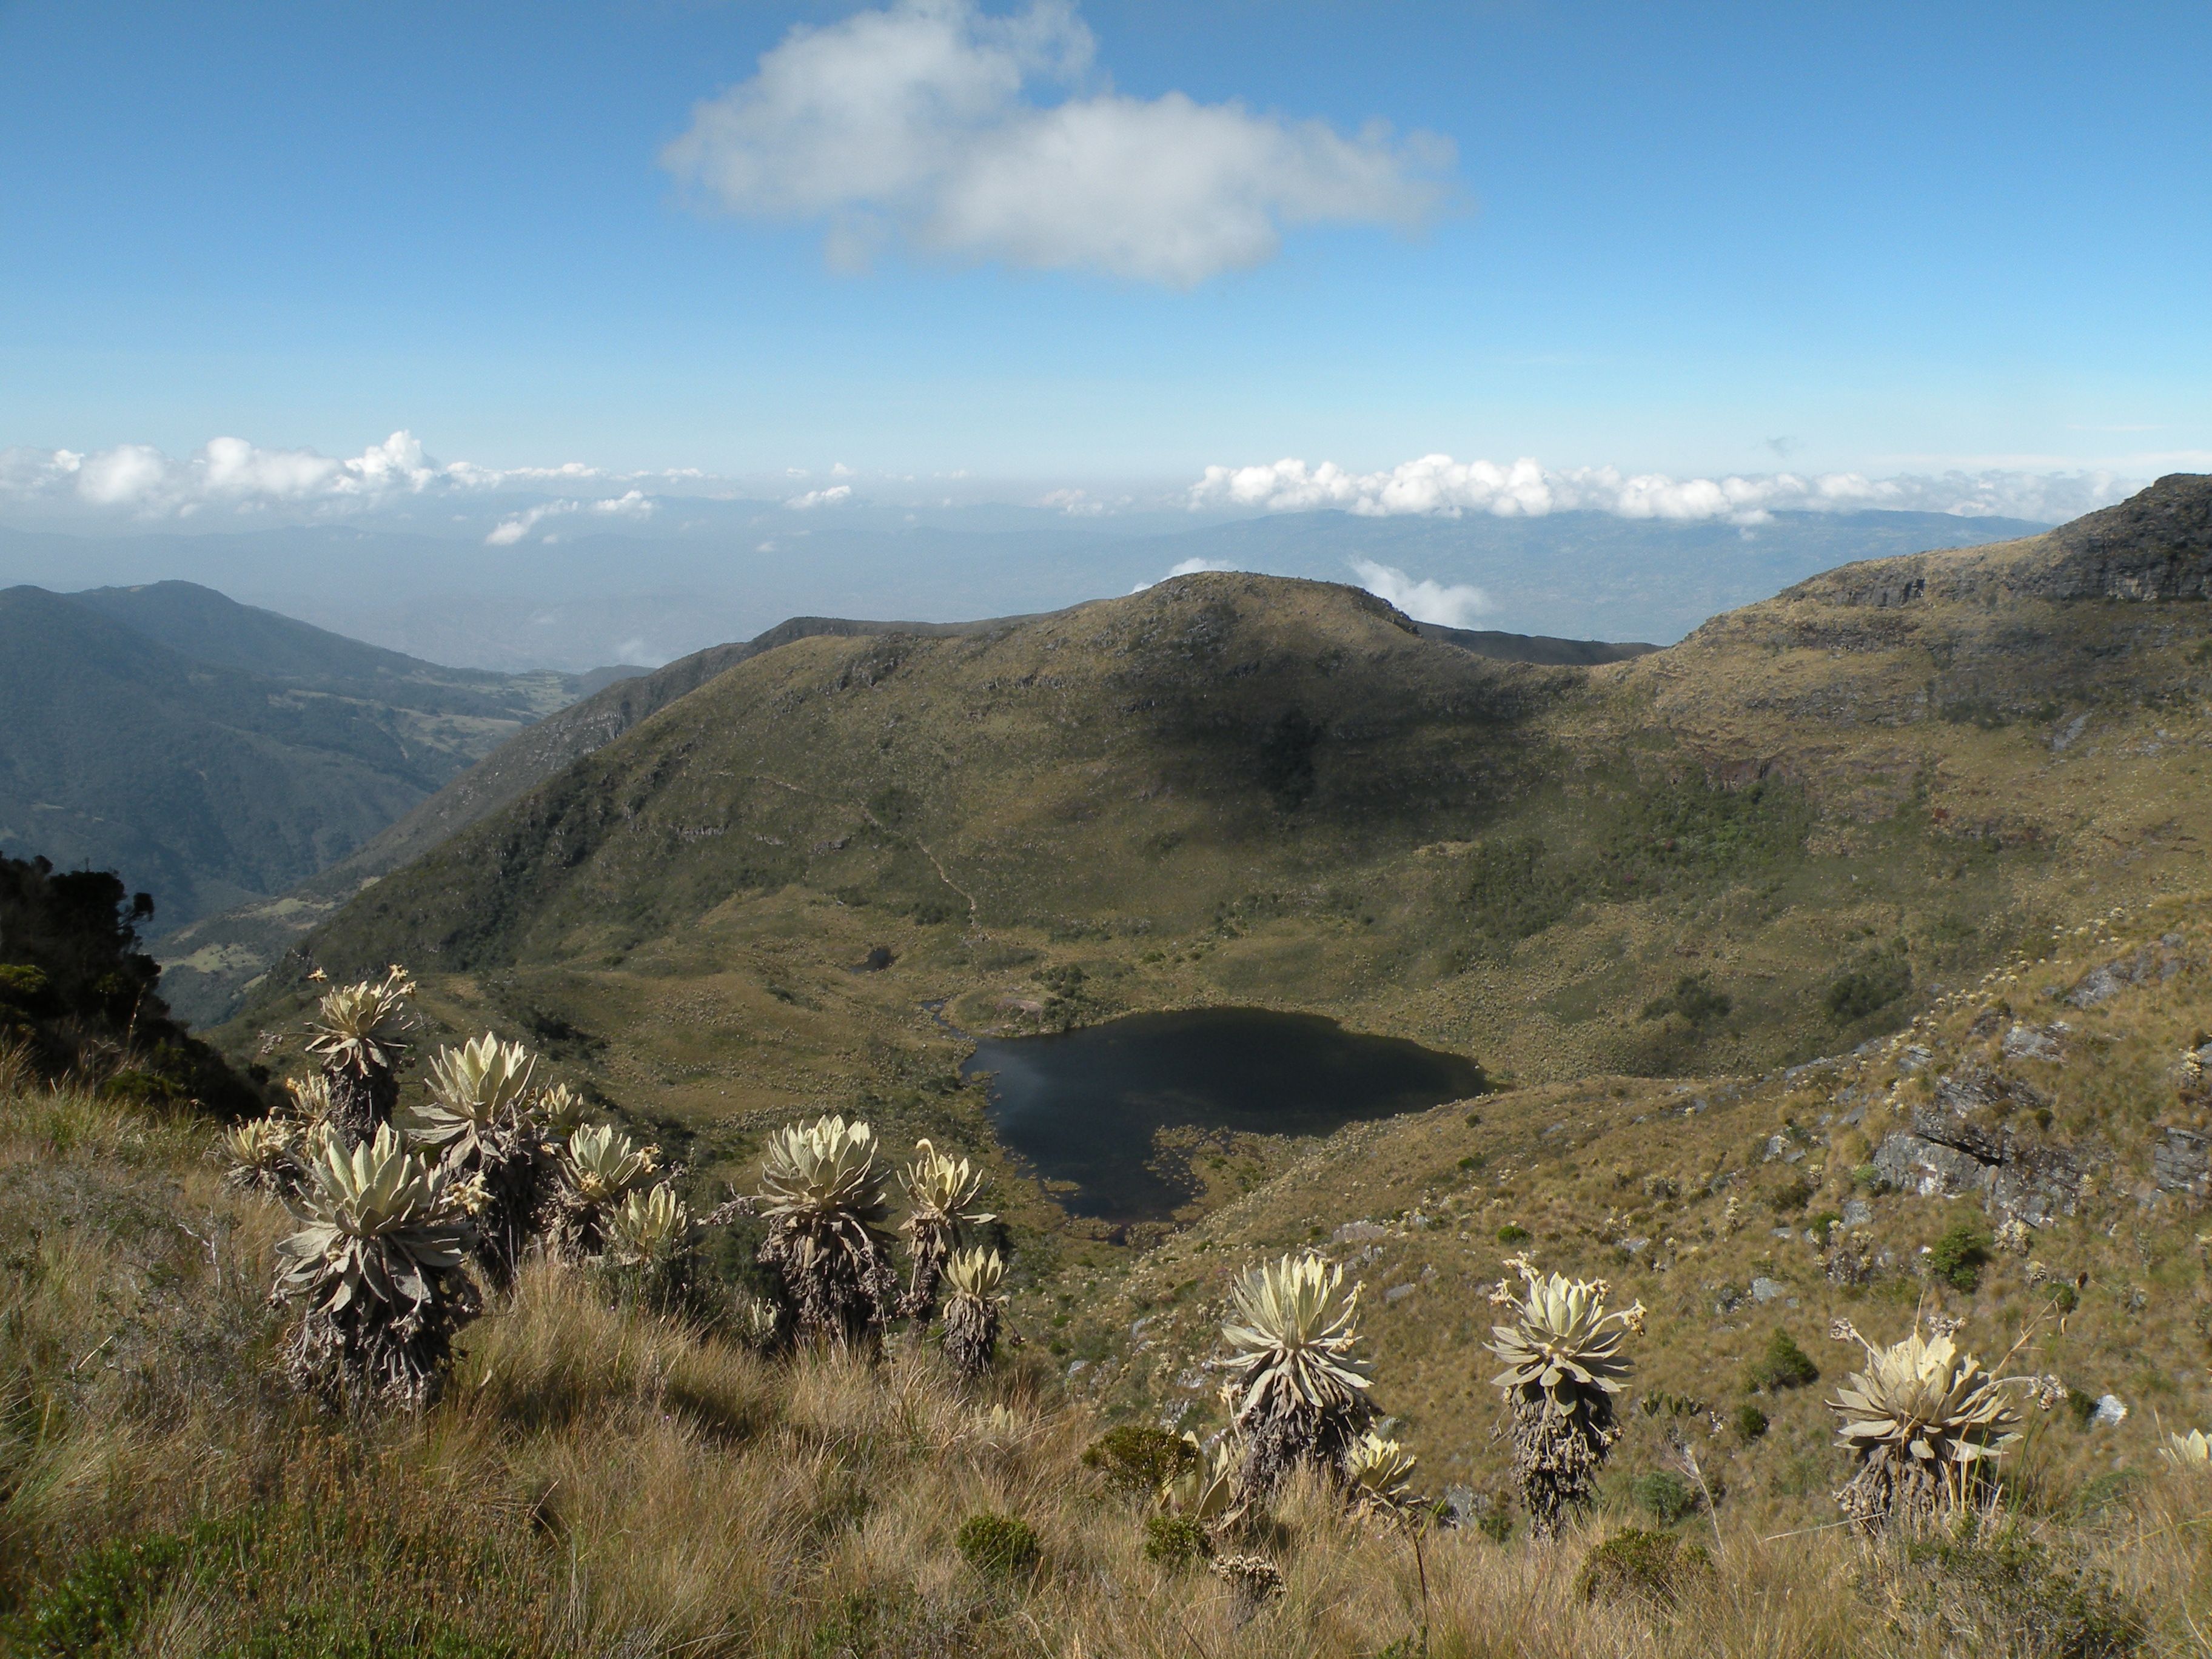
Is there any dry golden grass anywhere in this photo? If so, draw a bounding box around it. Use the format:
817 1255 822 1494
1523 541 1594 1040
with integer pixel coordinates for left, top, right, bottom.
9 1076 2212 1655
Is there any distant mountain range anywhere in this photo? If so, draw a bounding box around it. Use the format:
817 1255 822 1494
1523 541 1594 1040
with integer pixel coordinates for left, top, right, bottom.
0 509 2046 672
0 580 642 934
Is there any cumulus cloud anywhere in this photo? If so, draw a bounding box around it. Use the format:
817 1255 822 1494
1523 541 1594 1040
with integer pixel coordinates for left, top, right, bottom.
485 501 579 546
661 0 1450 286
0 432 720 532
1190 454 2146 525
1347 557 1492 627
1130 554 1238 592
591 489 656 519
786 483 854 509
0 431 449 516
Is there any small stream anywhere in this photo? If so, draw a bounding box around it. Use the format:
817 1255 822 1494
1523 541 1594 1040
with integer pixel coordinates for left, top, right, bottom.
962 1007 1487 1223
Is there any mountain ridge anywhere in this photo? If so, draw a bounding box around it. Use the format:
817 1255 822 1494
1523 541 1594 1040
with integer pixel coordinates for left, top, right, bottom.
0 581 637 937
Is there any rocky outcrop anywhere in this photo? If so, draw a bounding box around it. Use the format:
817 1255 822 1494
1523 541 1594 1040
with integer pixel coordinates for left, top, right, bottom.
1806 473 2212 612
1873 1064 2091 1224
2154 1128 2211 1201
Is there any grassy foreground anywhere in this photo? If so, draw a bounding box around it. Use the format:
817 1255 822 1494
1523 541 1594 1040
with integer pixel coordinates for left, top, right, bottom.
5 1082 2211 1657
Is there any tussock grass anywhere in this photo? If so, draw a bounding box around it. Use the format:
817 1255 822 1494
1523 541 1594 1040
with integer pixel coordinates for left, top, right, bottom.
9 1078 2212 1655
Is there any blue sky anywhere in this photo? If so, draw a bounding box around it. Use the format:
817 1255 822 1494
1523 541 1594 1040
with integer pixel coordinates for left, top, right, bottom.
2 0 2208 508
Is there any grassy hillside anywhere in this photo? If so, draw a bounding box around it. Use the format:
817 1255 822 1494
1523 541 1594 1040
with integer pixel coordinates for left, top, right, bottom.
6 1054 2211 1657
220 480 2212 1191
0 582 629 942
1055 895 2212 1510
161 605 1651 1029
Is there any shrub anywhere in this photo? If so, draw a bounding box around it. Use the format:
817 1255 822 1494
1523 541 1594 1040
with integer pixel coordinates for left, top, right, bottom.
1890 1523 2144 1658
1082 1424 1198 1495
1495 1223 1530 1244
1825 947 1913 1022
1929 1222 1994 1292
1640 974 1732 1028
12 1530 195 1655
1749 1329 1820 1392
98 1068 180 1106
956 1512 1040 1578
1575 1528 1714 1608
1768 1175 1817 1214
1142 1515 1212 1572
1735 1404 1770 1441
1629 1470 1700 1526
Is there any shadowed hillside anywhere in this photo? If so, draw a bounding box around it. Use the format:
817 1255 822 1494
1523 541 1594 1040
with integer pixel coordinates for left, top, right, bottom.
0 581 637 934
160 606 1644 1024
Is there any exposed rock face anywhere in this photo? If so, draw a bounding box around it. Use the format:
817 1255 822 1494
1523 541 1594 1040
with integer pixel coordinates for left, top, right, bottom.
2154 1128 2211 1201
1811 472 2212 610
2034 474 2212 602
1873 1064 2091 1224
2068 937 2188 1008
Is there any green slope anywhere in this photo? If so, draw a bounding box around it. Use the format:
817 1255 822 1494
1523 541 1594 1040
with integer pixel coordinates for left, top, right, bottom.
0 584 617 934
221 480 2212 1198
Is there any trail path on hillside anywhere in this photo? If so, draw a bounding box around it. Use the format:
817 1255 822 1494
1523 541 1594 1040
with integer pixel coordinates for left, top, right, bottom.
748 771 983 933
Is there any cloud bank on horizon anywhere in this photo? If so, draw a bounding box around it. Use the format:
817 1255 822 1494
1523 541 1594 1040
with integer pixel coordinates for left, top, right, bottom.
1187 454 2147 526
660 0 1450 285
0 429 2169 541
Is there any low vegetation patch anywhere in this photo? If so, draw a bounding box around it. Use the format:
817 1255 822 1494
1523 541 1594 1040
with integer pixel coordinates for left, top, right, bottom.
1575 1527 1714 1608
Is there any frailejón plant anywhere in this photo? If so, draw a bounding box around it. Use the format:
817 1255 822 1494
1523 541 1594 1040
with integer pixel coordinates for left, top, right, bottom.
219 1115 297 1195
1485 1255 1644 1538
1826 1317 2026 1532
403 1033 548 1285
899 1138 992 1319
1159 1435 1242 1535
551 1123 660 1261
272 1124 480 1410
940 1245 1008 1379
302 967 416 1139
2162 1428 2212 1469
1343 1432 1420 1520
1216 1252 1372 1493
755 1113 897 1344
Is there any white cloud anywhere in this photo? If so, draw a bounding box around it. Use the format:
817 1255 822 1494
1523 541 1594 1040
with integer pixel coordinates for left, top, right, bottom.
1190 454 2147 525
786 483 854 509
1130 554 1238 592
485 501 579 546
661 0 1450 286
591 489 656 518
1041 486 1103 515
1347 557 1492 628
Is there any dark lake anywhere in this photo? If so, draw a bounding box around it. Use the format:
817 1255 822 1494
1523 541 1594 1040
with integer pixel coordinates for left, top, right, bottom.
962 1007 1488 1224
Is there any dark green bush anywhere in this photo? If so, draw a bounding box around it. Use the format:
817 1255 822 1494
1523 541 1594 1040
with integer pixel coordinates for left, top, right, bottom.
11 1530 195 1655
1081 1424 1198 1496
1141 1515 1212 1572
1768 1175 1817 1214
1825 945 1913 1022
1749 1329 1820 1392
1640 974 1732 1028
1575 1528 1713 1607
1629 1470 1700 1526
1929 1222 1993 1292
1735 1404 1770 1441
1495 1223 1530 1244
956 1512 1040 1578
